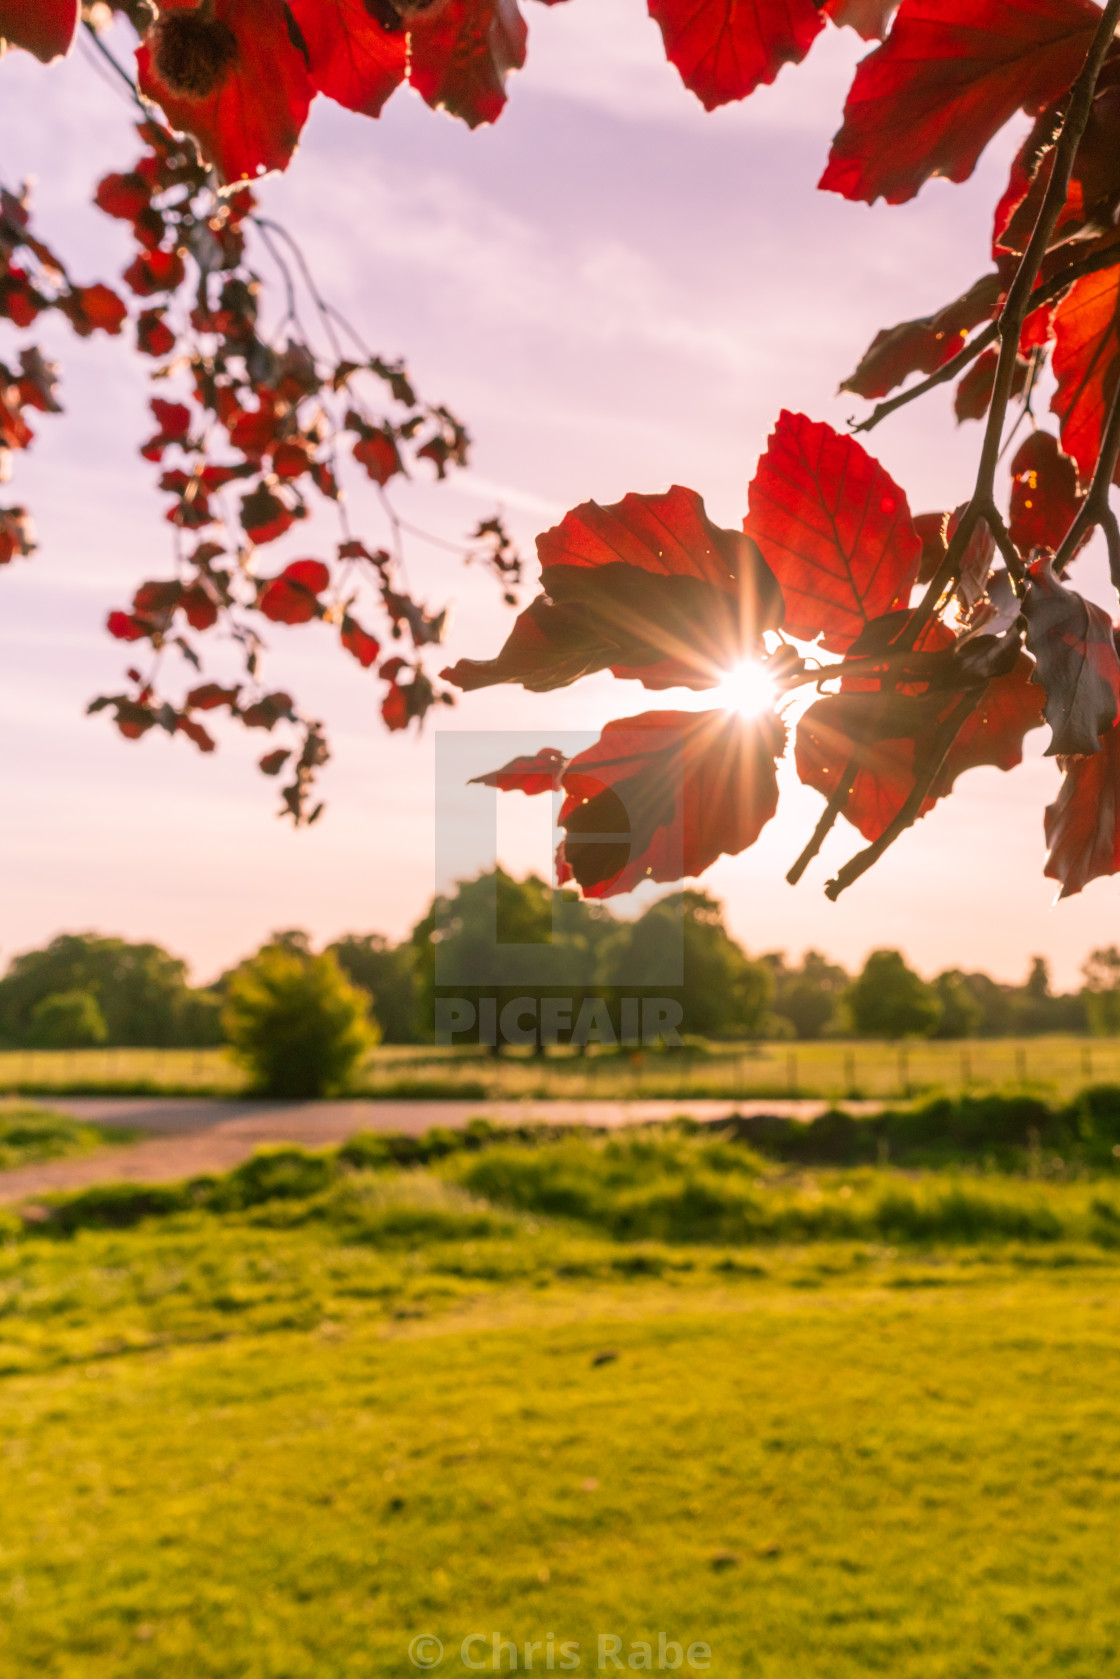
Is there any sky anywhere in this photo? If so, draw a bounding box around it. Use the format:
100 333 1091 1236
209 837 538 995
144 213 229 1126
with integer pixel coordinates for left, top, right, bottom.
1 0 1118 989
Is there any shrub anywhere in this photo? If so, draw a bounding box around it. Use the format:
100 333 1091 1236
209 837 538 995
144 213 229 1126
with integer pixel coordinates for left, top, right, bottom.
27 989 107 1049
222 946 375 1097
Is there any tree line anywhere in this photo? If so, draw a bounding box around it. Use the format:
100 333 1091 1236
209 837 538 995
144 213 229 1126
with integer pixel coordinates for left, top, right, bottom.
2 872 1120 1049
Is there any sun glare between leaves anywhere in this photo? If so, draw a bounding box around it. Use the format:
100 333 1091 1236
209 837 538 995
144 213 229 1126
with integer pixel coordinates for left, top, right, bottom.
714 659 777 719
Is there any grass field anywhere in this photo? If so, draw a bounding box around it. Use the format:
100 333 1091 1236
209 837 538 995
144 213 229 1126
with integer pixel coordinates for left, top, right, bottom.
3 1127 1120 1675
1 1035 1119 1101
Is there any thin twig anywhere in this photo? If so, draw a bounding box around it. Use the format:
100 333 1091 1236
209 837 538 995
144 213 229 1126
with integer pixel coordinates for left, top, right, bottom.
823 692 980 900
853 237 1120 436
80 19 145 107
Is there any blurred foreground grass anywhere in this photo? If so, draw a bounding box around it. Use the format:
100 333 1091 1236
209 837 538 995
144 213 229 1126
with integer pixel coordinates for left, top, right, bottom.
1 1034 1120 1101
3 1125 1120 1674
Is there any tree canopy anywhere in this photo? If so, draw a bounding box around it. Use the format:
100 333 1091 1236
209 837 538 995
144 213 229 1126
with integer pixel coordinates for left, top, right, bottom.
5 0 1120 905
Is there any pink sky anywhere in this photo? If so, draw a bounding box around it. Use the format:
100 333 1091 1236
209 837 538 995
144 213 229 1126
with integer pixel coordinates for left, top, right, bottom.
1 2 1118 989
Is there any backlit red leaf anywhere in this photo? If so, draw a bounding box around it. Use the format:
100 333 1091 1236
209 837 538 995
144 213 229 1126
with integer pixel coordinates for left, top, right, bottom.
471 747 567 794
796 653 1045 840
647 0 824 111
745 410 921 650
1022 555 1120 754
824 0 896 37
819 0 1100 206
443 485 782 693
1044 723 1120 896
0 0 78 62
408 0 527 128
60 283 128 337
556 708 784 898
287 0 406 115
137 0 313 185
341 613 381 669
841 274 1001 401
1009 430 1083 556
353 428 403 485
258 558 330 624
1050 262 1120 482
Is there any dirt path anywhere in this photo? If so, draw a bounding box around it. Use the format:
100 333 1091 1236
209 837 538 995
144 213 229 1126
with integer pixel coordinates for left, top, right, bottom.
0 1095 871 1204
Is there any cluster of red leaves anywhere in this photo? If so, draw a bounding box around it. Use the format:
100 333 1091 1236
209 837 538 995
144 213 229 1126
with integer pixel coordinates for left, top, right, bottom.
83 121 503 818
0 181 126 561
457 408 1062 897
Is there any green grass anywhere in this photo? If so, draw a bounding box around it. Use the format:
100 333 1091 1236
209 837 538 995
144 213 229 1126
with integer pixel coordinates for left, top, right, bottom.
0 1104 141 1169
1 1035 1119 1101
3 1153 1120 1677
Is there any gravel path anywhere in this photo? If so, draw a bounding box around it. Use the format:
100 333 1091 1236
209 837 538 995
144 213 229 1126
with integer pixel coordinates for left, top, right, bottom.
0 1095 873 1204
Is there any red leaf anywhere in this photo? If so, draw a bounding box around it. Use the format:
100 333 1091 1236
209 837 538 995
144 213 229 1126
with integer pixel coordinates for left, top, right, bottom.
0 0 78 61
1050 262 1120 483
287 0 406 115
136 0 313 185
0 506 34 564
823 0 896 38
177 715 216 753
107 610 149 643
259 747 291 776
841 274 1001 401
954 346 1029 422
443 485 782 693
745 410 921 650
340 613 381 668
186 682 239 710
408 0 527 129
137 309 176 358
1022 555 1120 754
123 248 186 297
181 584 219 630
647 0 823 111
556 708 784 898
353 428 403 485
796 654 1045 840
258 558 330 623
94 171 152 223
240 484 301 545
1009 430 1083 556
819 0 1100 206
241 691 295 729
1044 723 1120 896
471 747 567 794
60 283 128 337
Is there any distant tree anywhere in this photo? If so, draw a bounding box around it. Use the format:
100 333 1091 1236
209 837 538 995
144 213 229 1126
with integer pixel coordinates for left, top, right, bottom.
222 945 375 1098
1011 956 1088 1035
765 950 849 1039
412 869 614 1051
27 990 108 1049
606 891 772 1040
847 950 941 1041
328 934 420 1044
932 971 984 1040
1083 948 1120 1037
0 934 220 1047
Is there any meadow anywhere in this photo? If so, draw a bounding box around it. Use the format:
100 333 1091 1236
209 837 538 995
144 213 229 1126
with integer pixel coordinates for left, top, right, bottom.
1 1034 1119 1101
3 1119 1120 1675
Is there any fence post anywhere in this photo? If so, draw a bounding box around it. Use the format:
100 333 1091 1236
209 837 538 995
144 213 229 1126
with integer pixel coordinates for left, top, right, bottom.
1016 1046 1027 1085
960 1048 971 1087
1082 1043 1093 1082
898 1044 910 1097
786 1050 798 1096
844 1049 856 1094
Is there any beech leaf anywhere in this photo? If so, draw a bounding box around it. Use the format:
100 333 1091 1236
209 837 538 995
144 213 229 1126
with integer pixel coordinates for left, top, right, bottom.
1008 430 1083 557
0 0 79 63
647 0 824 111
555 707 784 899
1044 723 1120 897
819 0 1101 207
471 747 567 794
1022 556 1120 755
745 410 921 650
287 0 406 116
1050 262 1120 483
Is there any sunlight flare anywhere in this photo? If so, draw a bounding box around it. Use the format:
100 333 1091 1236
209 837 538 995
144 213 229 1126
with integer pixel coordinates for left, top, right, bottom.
714 659 777 719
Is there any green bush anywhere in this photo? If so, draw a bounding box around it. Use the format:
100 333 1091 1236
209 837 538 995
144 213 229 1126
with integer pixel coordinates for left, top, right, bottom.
27 990 107 1049
222 946 375 1097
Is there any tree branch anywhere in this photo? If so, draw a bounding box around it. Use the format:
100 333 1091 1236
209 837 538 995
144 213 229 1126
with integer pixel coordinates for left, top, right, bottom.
823 692 980 901
852 237 1120 437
